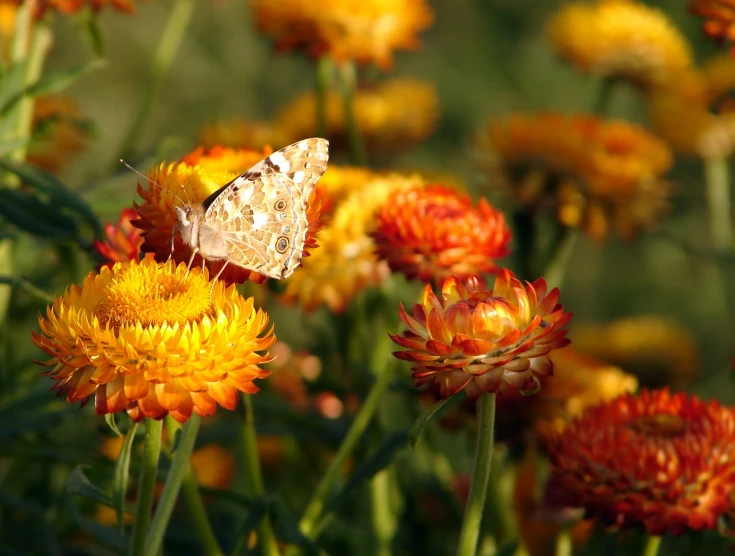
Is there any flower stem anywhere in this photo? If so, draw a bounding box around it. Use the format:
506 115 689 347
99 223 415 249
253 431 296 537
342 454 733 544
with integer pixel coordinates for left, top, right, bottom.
554 528 572 556
240 393 279 556
116 0 195 163
315 56 332 138
642 535 662 556
542 227 579 290
593 77 616 116
130 418 163 556
704 156 732 252
164 417 222 556
144 414 202 556
337 61 366 166
456 393 497 556
298 359 397 538
370 469 396 556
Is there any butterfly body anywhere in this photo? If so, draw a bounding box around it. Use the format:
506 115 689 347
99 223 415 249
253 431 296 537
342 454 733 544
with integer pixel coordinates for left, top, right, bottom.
173 138 329 279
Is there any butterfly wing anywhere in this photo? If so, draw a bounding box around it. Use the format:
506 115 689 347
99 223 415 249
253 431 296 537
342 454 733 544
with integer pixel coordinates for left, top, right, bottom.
203 138 330 279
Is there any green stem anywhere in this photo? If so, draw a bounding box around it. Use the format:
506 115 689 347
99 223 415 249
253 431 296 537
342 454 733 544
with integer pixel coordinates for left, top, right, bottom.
554 528 572 556
542 227 579 290
315 56 331 138
593 77 616 116
144 414 201 556
704 156 732 252
181 470 222 556
642 535 662 556
337 61 366 166
370 469 396 556
456 393 497 556
117 0 195 162
164 417 222 556
298 360 397 538
130 419 163 556
240 393 279 556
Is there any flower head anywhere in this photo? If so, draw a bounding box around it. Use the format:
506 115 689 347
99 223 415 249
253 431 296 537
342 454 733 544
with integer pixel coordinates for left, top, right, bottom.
93 207 143 268
27 95 88 174
281 172 420 312
486 113 672 242
276 78 439 154
392 271 572 399
544 389 735 535
251 0 434 69
689 0 735 50
371 185 511 284
547 0 692 88
32 255 275 423
133 145 323 285
649 55 735 158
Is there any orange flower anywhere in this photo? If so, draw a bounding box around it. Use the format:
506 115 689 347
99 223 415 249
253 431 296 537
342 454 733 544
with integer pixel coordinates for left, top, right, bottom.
133 145 324 285
93 208 143 268
486 113 672 242
27 95 88 174
391 271 572 399
690 0 735 50
546 0 692 88
32 256 275 423
6 0 138 16
372 185 511 284
544 389 735 535
251 0 433 69
267 341 322 412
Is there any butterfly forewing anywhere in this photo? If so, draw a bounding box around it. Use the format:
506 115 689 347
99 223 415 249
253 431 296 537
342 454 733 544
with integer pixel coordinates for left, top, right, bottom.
202 138 329 279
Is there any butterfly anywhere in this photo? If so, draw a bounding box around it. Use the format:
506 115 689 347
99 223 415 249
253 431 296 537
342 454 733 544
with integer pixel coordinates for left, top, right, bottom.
173 138 329 281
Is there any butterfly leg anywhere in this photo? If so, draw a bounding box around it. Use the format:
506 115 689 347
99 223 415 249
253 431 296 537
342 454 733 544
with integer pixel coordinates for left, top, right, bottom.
166 225 178 262
209 261 229 293
176 248 199 288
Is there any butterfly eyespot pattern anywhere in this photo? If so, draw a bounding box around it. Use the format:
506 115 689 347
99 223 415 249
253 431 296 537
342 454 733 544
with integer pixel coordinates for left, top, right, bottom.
174 138 329 280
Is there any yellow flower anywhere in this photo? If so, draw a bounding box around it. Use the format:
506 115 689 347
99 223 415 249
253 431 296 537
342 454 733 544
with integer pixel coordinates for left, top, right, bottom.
392 271 572 399
546 0 693 88
251 0 434 69
276 78 439 154
570 315 699 390
32 255 275 423
28 95 88 174
485 113 672 242
281 173 422 312
649 55 735 158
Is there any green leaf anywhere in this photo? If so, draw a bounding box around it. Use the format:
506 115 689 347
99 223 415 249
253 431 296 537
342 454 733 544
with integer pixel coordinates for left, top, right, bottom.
409 390 466 448
0 158 103 238
66 465 115 507
231 497 268 554
326 432 409 512
84 14 107 58
112 422 138 532
0 58 107 118
104 413 122 437
269 498 320 556
0 188 80 240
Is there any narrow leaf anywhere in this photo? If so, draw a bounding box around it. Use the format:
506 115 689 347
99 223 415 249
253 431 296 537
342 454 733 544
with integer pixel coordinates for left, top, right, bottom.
0 189 80 239
112 422 138 532
409 390 466 448
231 497 267 553
66 465 115 507
104 413 122 437
269 498 320 556
64 483 128 552
0 58 107 117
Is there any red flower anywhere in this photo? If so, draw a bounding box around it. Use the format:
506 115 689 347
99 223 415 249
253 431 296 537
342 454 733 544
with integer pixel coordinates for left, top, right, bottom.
93 207 143 268
544 389 735 535
372 185 511 284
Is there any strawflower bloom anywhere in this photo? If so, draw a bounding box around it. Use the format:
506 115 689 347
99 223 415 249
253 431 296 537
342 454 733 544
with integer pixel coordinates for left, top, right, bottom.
486 113 672 242
689 0 735 50
546 0 692 88
371 185 511 284
32 255 275 423
571 315 698 390
282 173 422 312
649 55 735 158
251 0 434 69
392 271 572 399
544 389 735 535
134 145 324 285
276 78 439 153
28 95 88 174
93 207 143 268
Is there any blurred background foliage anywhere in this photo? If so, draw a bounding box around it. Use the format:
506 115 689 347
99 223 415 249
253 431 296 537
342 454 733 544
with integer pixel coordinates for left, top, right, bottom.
1 0 735 554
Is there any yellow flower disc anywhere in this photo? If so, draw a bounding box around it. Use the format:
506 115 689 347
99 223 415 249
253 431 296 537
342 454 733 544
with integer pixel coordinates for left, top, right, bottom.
32 255 275 423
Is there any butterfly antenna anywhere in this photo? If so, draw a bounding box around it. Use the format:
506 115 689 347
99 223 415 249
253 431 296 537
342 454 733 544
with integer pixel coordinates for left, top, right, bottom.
119 159 188 206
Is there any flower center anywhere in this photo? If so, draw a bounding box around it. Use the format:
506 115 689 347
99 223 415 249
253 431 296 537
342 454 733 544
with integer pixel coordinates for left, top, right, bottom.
94 264 214 330
629 414 687 438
